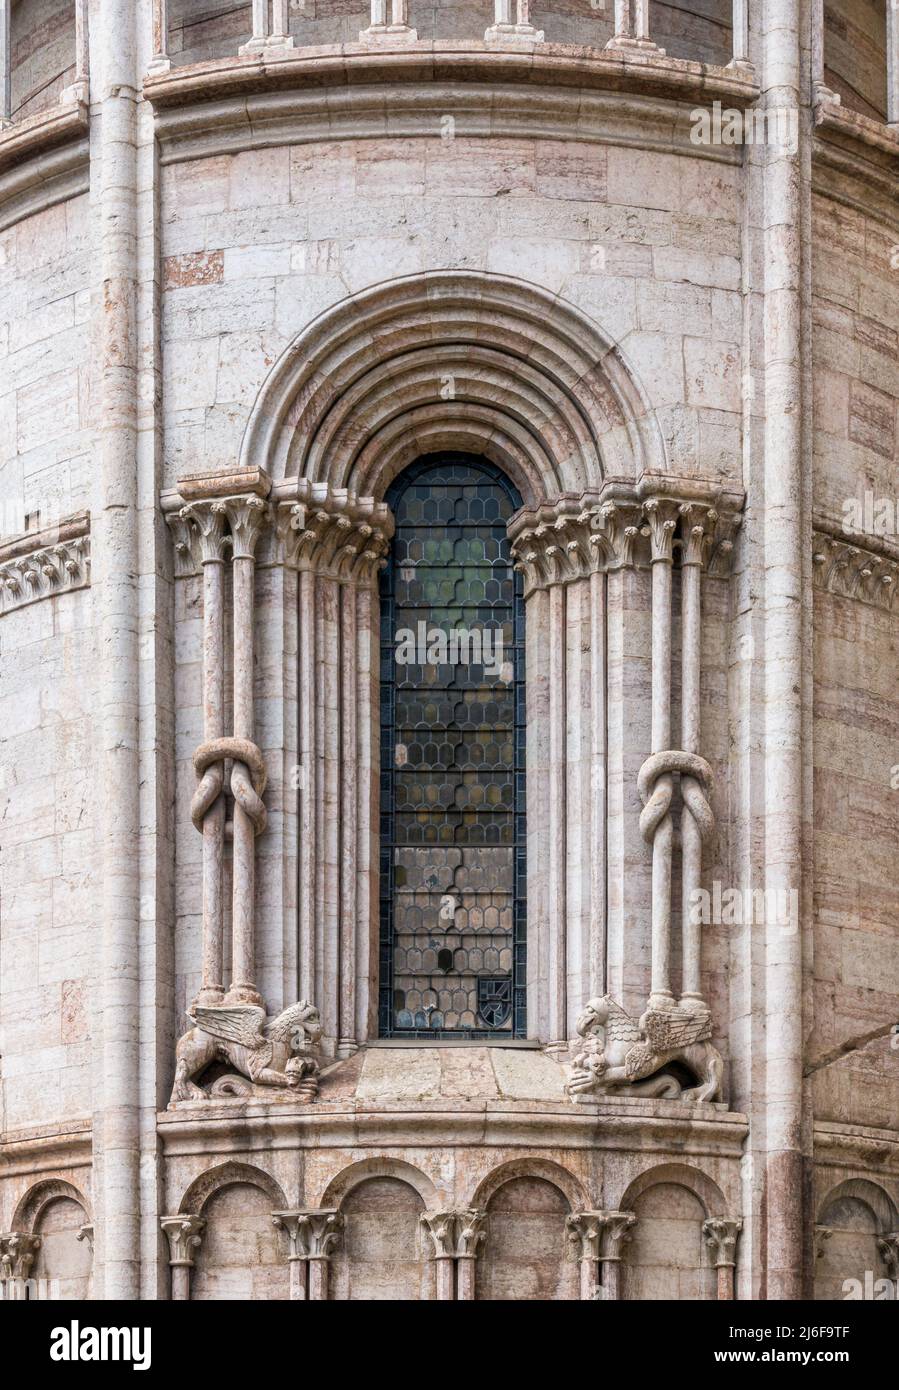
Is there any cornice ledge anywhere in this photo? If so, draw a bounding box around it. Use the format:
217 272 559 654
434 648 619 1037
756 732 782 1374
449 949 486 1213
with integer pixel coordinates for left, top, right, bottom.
813 1121 899 1172
814 96 899 166
0 98 89 178
144 41 759 113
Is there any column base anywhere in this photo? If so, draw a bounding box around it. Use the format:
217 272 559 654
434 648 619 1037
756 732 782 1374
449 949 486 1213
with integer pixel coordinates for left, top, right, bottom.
725 58 755 74
678 994 709 1014
223 983 265 1007
358 24 419 42
646 991 676 1010
485 23 545 42
192 985 226 1010
604 36 666 56
146 56 172 77
239 36 296 55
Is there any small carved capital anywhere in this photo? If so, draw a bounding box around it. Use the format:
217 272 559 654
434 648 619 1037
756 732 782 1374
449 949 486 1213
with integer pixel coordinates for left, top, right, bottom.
814 1225 834 1261
0 1233 42 1280
222 495 269 561
275 488 392 581
420 1209 486 1260
877 1232 899 1279
679 502 719 568
567 1210 637 1261
642 497 680 565
160 1215 206 1267
812 532 899 611
76 1224 94 1253
272 1210 344 1261
703 1216 742 1268
177 500 231 567
0 537 91 614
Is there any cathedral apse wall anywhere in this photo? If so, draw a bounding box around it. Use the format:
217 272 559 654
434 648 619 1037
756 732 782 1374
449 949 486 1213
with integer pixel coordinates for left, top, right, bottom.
0 0 896 1302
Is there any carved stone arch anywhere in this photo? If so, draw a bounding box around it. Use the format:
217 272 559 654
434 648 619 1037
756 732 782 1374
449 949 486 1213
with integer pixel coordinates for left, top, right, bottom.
12 1178 91 1233
238 270 665 500
616 1162 729 1219
318 1157 441 1212
469 1157 590 1213
816 1177 899 1233
177 1161 288 1217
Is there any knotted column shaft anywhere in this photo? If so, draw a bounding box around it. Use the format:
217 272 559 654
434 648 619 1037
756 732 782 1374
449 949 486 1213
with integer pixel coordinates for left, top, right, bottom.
644 500 678 1009
224 496 268 1006
679 506 716 1009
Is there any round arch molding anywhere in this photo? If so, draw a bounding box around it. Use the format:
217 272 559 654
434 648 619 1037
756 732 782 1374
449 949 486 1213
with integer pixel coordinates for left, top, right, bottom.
239 271 664 501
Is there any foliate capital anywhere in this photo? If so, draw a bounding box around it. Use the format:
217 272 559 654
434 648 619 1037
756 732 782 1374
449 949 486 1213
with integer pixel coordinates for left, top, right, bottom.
703 1216 742 1268
420 1209 487 1259
160 1215 206 1267
272 1210 344 1260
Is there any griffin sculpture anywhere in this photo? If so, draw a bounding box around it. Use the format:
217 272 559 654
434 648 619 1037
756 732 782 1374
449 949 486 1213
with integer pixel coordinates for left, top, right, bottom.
170 1001 323 1103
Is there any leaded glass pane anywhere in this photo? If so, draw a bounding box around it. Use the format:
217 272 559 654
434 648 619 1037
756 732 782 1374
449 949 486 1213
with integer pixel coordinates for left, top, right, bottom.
379 456 526 1038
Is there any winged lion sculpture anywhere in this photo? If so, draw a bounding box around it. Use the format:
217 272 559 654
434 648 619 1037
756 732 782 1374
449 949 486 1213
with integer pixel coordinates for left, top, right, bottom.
566 994 723 1103
170 1000 323 1103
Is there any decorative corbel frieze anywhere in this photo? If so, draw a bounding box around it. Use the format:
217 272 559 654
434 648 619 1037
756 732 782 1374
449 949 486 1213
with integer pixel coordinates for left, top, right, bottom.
273 1210 343 1300
0 1232 42 1281
0 535 90 614
161 1215 205 1301
703 1216 742 1300
275 484 392 582
420 1209 486 1300
812 533 899 612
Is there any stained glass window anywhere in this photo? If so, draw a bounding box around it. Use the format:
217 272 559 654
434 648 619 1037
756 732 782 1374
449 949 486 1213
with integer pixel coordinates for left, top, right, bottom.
379 455 527 1038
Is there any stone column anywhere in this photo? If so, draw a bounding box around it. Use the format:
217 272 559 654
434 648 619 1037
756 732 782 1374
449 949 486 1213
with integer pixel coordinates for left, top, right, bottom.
175 502 230 1008
729 0 751 70
160 1216 205 1301
361 0 417 40
243 0 295 50
224 495 269 1007
0 0 10 125
279 487 392 1051
94 0 142 1302
509 496 608 1041
810 0 842 105
65 0 90 103
888 0 899 126
273 1210 344 1301
759 0 806 1303
703 1217 742 1301
598 1211 636 1300
485 0 544 43
149 0 171 73
421 1210 486 1300
605 0 664 53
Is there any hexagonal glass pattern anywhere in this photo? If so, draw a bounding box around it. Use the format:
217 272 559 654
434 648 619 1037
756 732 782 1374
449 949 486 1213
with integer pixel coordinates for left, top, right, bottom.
379 456 526 1038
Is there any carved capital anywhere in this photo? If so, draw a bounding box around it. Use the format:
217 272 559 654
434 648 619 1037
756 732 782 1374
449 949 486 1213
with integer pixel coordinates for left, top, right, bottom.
593 500 644 570
877 1232 899 1279
222 494 269 562
177 500 231 567
567 1210 637 1261
812 532 899 611
76 1224 94 1253
0 1233 42 1280
642 497 681 565
272 1210 344 1260
703 1216 742 1268
420 1209 486 1260
679 502 719 568
160 1215 206 1267
275 486 392 582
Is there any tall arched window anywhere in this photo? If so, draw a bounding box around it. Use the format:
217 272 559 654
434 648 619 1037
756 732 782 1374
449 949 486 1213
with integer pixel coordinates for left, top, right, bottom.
379 455 526 1038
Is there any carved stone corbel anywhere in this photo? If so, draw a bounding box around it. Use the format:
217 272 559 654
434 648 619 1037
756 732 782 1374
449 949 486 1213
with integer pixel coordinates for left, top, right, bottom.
161 1216 206 1301
272 1210 344 1300
877 1232 899 1280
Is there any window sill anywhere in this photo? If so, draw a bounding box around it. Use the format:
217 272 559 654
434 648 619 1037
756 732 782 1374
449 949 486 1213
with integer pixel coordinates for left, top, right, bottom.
0 95 89 177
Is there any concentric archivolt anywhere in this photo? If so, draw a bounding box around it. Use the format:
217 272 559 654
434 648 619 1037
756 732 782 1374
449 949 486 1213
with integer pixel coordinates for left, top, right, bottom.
239 271 663 501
